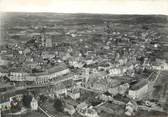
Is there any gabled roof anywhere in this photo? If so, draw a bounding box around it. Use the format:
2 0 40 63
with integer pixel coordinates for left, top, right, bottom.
130 79 148 90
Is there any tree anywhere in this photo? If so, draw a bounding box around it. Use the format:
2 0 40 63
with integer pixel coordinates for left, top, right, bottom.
53 98 64 112
10 97 21 113
22 94 32 108
39 95 48 103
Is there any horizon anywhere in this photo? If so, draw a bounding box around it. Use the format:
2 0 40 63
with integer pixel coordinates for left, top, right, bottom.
0 0 168 15
1 11 167 16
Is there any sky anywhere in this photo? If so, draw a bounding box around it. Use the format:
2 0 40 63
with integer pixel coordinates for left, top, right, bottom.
0 0 168 14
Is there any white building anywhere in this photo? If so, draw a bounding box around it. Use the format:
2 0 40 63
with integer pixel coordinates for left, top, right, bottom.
30 97 38 110
152 59 168 71
109 67 127 76
9 72 31 81
125 101 138 116
128 79 148 100
152 62 168 71
64 104 75 116
9 63 70 82
69 61 84 68
0 71 8 77
45 38 52 47
0 56 8 66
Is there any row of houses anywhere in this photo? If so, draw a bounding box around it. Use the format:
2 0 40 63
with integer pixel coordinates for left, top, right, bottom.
8 63 70 82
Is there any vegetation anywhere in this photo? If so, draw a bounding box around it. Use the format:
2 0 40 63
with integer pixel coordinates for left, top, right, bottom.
22 94 32 108
53 98 64 112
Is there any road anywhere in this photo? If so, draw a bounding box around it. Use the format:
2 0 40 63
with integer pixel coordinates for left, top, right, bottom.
38 106 56 117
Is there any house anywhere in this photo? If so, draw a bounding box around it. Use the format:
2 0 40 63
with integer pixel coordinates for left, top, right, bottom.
118 57 128 65
62 53 71 60
84 108 99 117
99 93 113 101
0 57 8 66
23 48 31 55
69 60 84 68
0 90 24 111
9 62 70 82
108 83 129 96
92 82 107 92
0 98 11 111
73 75 85 86
10 94 23 102
152 59 168 71
76 102 88 111
91 78 108 92
109 67 127 76
125 101 138 116
77 102 98 117
30 97 38 110
0 67 8 77
67 88 80 100
128 79 148 100
35 64 70 83
51 83 67 97
45 38 53 48
152 62 168 71
9 72 31 81
64 103 75 115
41 51 55 59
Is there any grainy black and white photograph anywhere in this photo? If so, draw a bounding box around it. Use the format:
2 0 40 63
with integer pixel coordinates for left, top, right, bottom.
0 0 168 117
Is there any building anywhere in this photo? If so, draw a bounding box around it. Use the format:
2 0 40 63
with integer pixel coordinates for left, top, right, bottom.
30 97 38 110
45 38 52 48
125 101 138 116
152 59 168 71
108 83 129 96
128 79 148 100
152 62 168 71
50 83 67 97
9 72 31 81
0 98 11 111
0 90 24 111
0 56 9 66
64 104 75 115
84 108 99 117
76 102 88 111
67 88 80 100
99 93 113 101
9 62 70 82
77 102 98 117
41 51 55 59
0 67 8 77
92 82 107 92
109 67 127 76
69 60 84 68
90 77 108 92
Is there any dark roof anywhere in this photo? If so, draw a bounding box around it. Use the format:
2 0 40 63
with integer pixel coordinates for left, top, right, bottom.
0 66 8 73
130 79 148 90
47 63 68 74
51 73 75 82
104 91 112 96
31 62 69 76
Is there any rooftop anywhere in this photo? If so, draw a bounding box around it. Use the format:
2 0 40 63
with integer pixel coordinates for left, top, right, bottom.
30 62 69 76
51 72 75 83
130 79 148 90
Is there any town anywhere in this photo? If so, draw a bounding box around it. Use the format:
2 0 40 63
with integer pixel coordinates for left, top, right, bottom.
0 13 168 117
